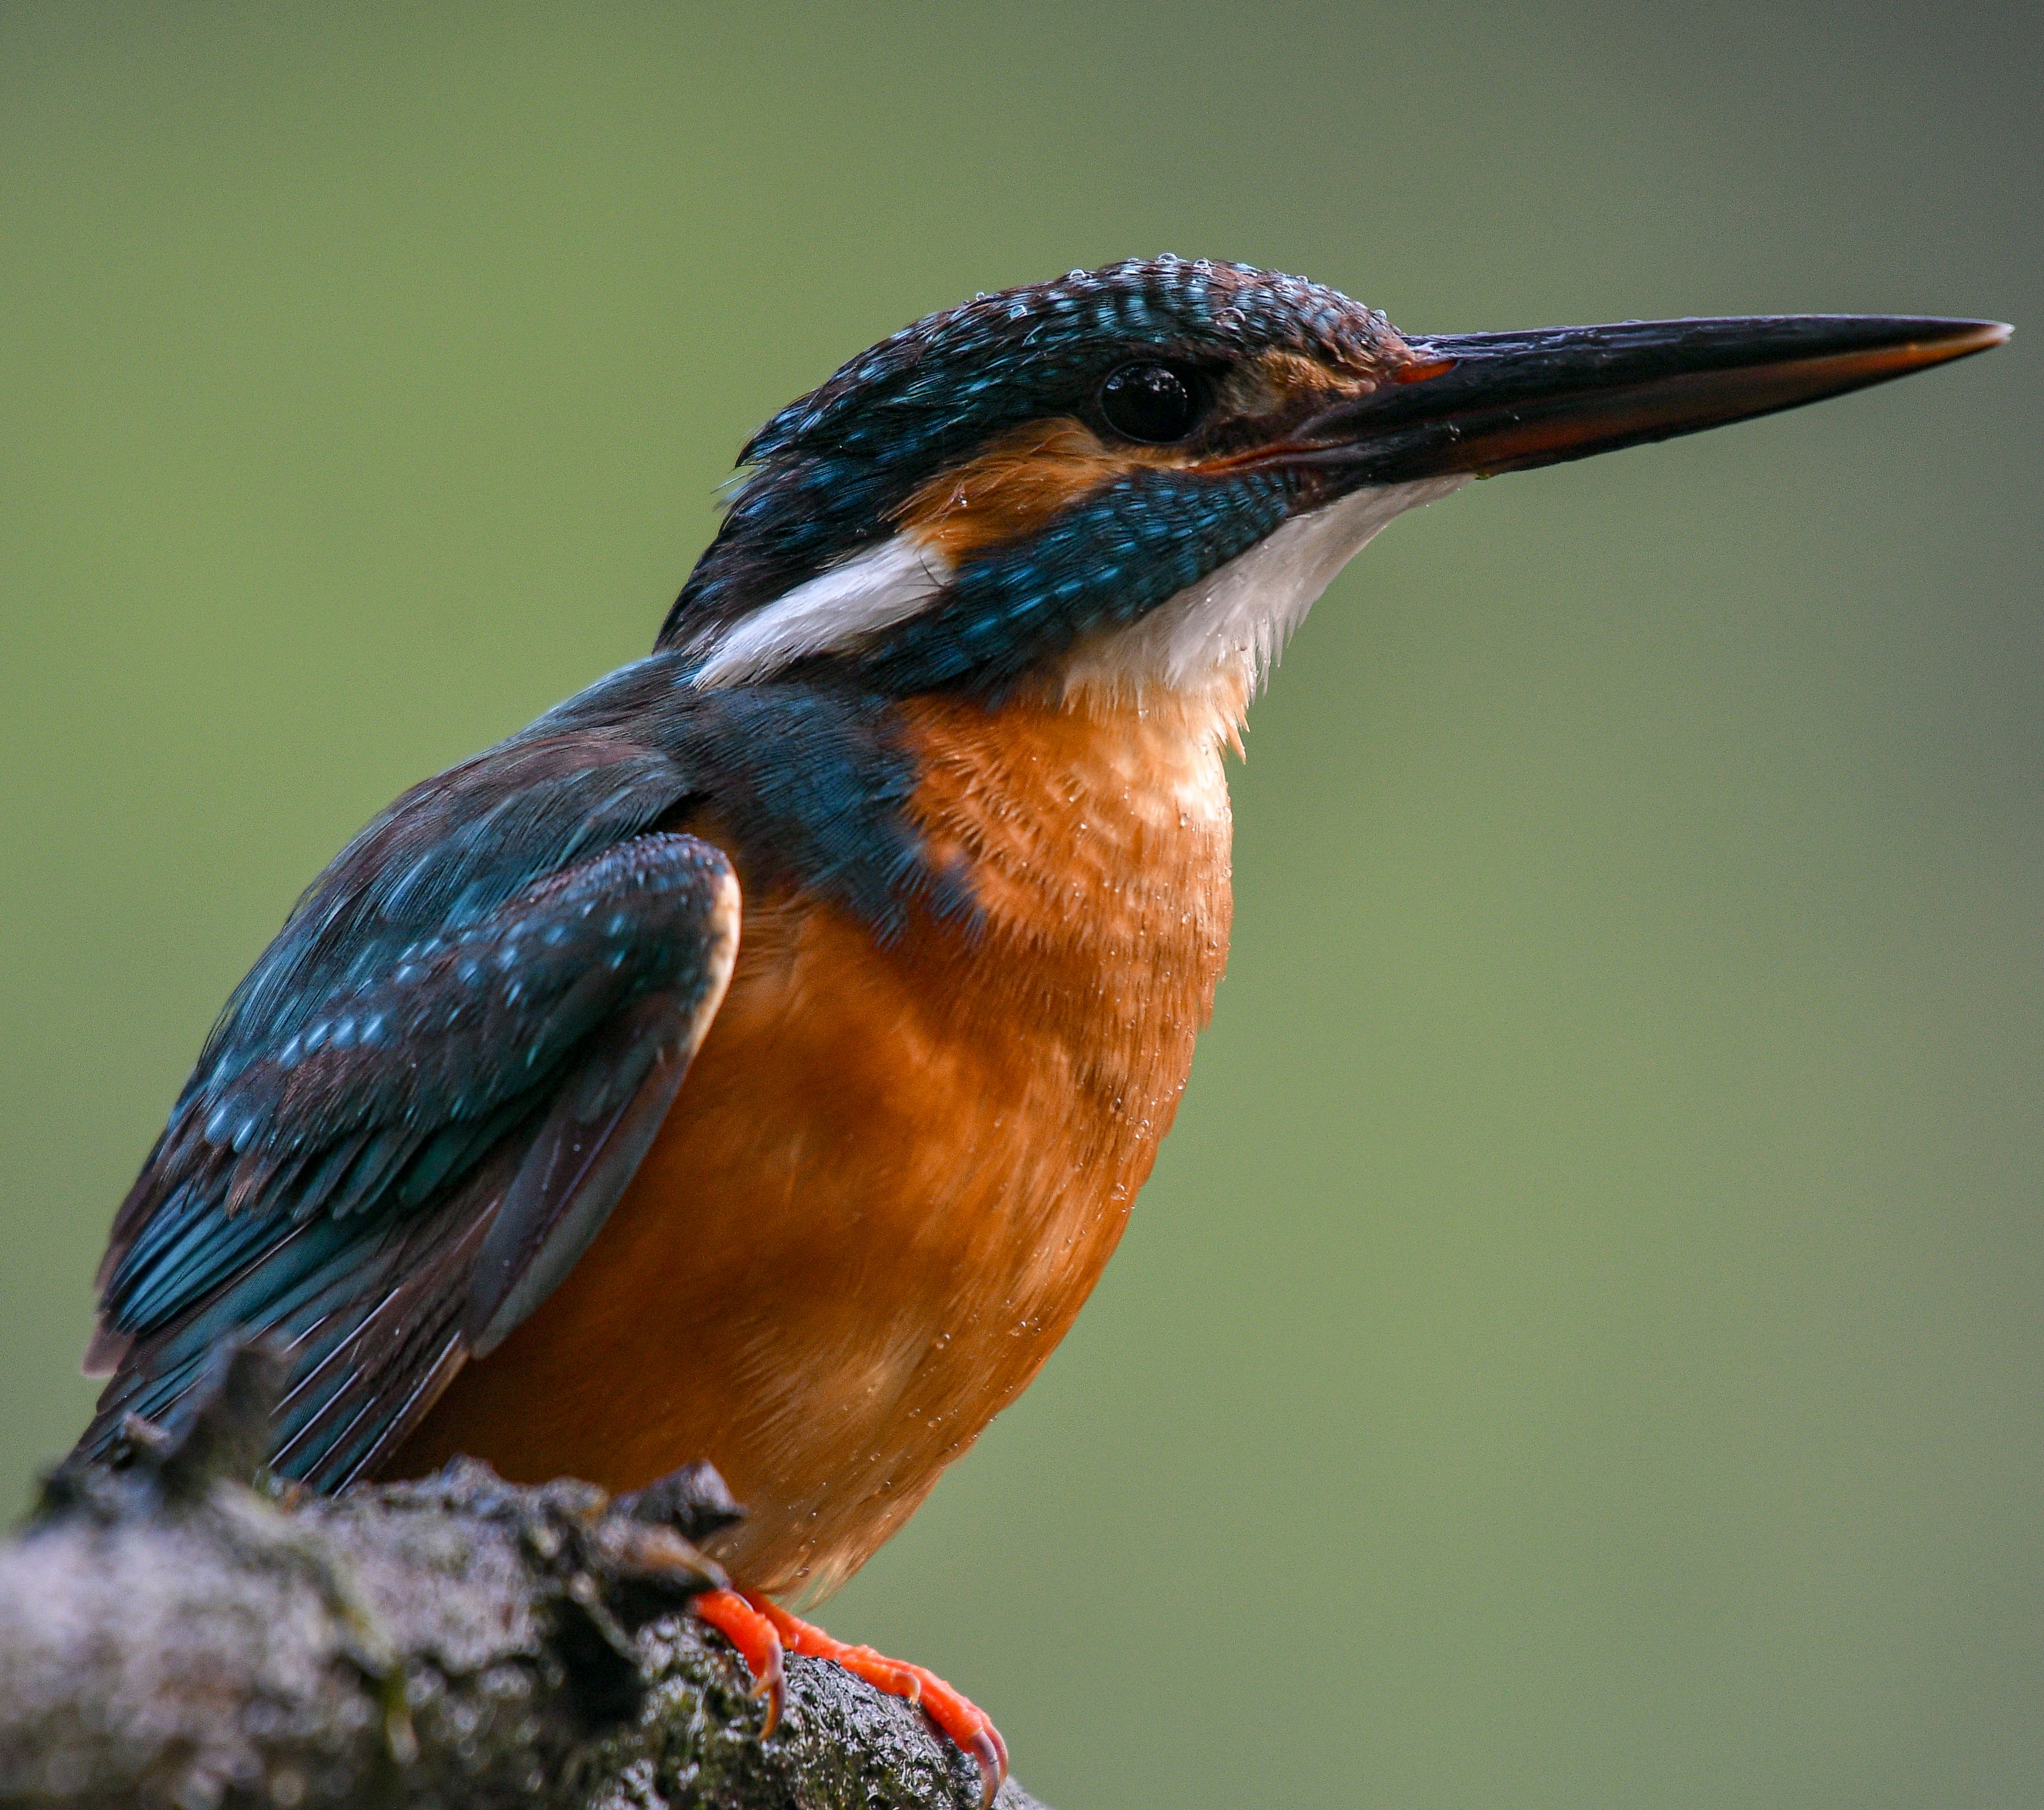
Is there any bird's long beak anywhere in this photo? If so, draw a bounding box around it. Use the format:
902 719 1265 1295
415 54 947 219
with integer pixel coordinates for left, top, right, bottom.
1285 315 2010 483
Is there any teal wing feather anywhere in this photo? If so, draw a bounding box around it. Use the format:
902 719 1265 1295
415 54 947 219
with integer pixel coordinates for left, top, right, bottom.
79 723 738 1490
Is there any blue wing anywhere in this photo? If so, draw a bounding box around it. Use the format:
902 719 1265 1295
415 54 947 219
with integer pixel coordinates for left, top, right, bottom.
79 716 740 1490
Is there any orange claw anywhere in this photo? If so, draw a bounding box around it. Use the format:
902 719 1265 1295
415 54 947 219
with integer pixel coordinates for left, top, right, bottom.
699 1587 1007 1806
691 1586 787 1735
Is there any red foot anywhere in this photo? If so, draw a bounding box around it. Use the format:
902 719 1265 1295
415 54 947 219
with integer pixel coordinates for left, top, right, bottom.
691 1585 1007 1806
691 1589 787 1733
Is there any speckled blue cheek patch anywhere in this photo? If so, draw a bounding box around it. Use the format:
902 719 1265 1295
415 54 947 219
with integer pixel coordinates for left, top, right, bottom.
858 466 1298 694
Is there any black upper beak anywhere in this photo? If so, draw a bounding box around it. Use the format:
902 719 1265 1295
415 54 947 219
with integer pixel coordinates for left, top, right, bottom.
1288 314 2010 484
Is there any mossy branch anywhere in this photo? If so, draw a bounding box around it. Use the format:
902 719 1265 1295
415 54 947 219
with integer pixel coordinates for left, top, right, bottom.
0 1344 1051 1810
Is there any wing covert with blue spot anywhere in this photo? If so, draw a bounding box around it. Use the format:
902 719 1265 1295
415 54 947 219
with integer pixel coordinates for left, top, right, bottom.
79 662 965 1484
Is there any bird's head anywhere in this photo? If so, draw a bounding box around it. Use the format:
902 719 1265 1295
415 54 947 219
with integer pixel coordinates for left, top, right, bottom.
662 256 2005 712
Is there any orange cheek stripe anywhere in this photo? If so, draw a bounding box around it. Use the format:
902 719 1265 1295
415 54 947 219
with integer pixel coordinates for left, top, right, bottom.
894 417 1140 561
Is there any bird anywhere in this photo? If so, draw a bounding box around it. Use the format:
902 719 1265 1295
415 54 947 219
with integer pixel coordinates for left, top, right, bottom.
73 256 2006 1801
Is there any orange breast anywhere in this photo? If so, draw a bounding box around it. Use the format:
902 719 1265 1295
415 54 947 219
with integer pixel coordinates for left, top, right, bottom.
397 682 1234 1599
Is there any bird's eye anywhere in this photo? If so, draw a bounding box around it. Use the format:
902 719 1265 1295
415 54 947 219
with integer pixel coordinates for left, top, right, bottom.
1099 362 1202 443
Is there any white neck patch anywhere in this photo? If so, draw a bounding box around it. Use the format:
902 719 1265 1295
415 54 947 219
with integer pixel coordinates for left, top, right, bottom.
688 535 954 688
1060 476 1468 706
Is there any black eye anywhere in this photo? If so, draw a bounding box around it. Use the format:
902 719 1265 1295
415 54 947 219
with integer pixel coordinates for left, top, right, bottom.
1099 361 1202 443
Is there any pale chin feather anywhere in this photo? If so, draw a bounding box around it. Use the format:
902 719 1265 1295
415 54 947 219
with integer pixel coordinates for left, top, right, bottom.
1060 475 1470 709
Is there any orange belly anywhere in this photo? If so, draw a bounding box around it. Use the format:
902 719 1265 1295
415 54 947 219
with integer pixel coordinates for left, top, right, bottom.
395 682 1235 1599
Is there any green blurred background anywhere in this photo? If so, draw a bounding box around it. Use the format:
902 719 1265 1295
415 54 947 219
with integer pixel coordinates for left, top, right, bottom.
3 4 2038 1804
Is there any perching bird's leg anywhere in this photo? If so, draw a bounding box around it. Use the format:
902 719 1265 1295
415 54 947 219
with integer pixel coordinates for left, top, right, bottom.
691 1586 1008 1806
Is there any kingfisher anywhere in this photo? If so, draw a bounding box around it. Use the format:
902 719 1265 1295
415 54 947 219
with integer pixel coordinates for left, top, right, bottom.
73 257 2005 1800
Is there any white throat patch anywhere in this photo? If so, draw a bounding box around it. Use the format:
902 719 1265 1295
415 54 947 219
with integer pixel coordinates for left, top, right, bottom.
1060 476 1468 705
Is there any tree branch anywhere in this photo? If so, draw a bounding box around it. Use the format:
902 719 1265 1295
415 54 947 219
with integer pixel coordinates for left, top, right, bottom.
0 1344 1052 1810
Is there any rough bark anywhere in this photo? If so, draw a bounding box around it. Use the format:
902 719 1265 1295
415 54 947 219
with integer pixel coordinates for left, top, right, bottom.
0 1345 1051 1810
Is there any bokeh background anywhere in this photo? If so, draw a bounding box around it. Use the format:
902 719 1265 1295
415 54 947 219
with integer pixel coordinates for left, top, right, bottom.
3 4 2039 1805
